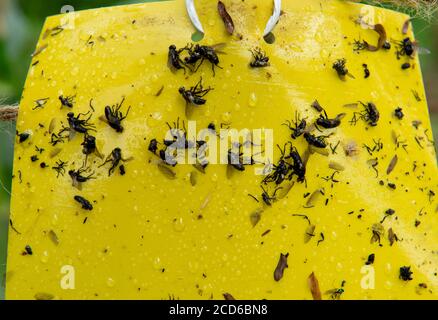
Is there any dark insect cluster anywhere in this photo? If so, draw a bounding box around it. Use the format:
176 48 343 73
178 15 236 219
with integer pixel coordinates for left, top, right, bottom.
168 43 224 75
164 118 194 150
262 143 306 188
148 138 176 167
148 119 199 168
263 157 290 185
183 44 223 75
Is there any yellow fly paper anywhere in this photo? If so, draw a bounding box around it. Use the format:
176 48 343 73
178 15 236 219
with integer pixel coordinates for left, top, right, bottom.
6 0 438 300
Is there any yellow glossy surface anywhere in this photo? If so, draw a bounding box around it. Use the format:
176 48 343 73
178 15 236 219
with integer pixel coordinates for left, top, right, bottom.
6 0 438 299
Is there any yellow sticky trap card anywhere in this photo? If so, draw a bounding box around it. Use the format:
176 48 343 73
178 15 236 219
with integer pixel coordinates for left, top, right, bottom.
6 0 438 300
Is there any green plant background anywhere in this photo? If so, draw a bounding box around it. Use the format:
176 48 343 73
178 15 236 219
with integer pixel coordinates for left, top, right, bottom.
0 0 437 299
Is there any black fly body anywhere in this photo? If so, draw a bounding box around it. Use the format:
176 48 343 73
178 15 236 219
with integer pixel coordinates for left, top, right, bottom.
249 48 270 68
62 111 96 135
82 135 97 156
363 64 370 78
103 97 131 133
286 145 306 183
315 110 345 130
179 78 213 106
74 195 93 211
350 102 380 127
182 43 202 67
394 107 404 119
59 95 75 108
265 158 290 185
69 166 95 189
261 185 282 206
81 135 103 165
333 59 347 78
164 118 194 150
396 37 415 59
168 45 186 73
16 131 30 143
399 266 413 281
333 59 354 80
283 111 307 139
183 43 223 75
99 147 130 176
362 102 380 127
52 160 68 178
263 144 292 185
304 132 330 149
227 143 245 172
148 139 159 154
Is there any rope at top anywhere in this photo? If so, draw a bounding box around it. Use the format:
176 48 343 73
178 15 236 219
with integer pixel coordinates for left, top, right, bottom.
0 105 19 122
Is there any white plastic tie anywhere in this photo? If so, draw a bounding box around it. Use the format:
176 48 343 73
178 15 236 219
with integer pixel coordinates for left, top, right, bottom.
263 0 281 37
185 0 204 34
185 0 282 37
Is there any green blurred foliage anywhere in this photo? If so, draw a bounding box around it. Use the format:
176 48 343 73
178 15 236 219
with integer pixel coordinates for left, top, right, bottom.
0 0 436 299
